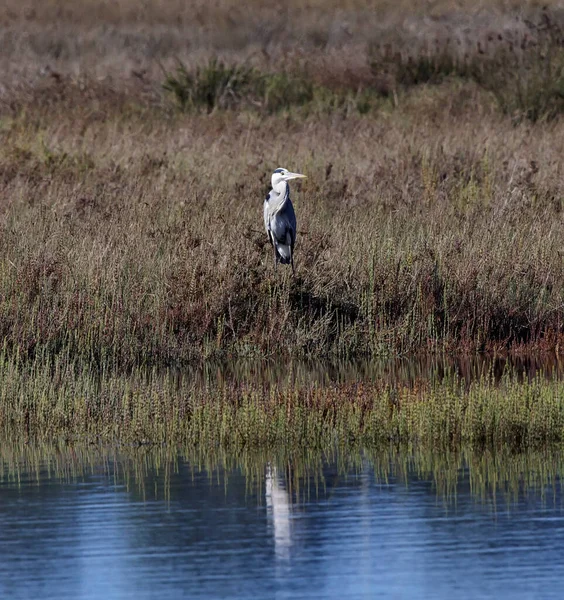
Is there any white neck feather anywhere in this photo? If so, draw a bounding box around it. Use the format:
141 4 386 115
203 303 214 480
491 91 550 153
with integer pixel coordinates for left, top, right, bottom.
270 181 288 214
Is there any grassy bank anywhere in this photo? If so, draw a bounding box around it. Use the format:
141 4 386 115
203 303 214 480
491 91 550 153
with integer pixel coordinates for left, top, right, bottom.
0 350 563 448
0 2 564 370
1 82 563 364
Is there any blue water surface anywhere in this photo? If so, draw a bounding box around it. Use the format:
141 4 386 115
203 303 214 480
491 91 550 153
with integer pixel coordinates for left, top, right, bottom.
0 450 563 600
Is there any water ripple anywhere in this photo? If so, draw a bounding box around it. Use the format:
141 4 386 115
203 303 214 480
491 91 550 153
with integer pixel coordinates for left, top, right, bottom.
0 450 563 599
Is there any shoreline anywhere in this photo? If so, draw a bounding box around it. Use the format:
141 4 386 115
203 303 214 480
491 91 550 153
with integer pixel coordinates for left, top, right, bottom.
1 354 563 447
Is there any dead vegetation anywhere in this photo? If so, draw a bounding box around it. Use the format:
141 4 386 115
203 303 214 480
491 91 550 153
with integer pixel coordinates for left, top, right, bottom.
0 1 563 370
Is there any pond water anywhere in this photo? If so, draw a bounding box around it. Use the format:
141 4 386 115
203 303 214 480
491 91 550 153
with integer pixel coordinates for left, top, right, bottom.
1 446 564 599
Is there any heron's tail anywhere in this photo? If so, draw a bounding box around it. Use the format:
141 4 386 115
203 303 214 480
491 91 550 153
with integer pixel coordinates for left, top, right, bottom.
275 243 292 264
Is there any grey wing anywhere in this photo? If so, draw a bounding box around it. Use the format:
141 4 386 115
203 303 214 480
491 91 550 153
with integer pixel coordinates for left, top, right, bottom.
283 199 297 242
285 199 297 239
272 199 296 245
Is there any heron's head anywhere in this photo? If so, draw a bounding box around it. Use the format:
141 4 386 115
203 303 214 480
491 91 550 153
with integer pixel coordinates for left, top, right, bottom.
271 167 307 189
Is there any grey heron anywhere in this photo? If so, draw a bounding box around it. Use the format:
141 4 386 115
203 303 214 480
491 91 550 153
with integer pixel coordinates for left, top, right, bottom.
263 167 306 274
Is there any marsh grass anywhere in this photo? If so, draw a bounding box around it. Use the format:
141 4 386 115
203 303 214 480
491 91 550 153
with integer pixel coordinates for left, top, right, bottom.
1 80 564 367
164 17 564 121
163 59 316 114
0 349 563 449
364 9 564 122
472 12 564 122
1 1 564 444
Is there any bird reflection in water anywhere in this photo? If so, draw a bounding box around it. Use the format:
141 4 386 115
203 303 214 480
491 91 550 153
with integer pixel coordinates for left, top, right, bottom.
265 463 293 560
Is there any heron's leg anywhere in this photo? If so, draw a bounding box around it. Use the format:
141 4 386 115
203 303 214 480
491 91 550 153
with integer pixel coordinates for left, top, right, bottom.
290 236 295 275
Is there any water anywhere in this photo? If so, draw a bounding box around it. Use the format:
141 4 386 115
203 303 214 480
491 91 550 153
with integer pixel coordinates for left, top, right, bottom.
1 447 564 599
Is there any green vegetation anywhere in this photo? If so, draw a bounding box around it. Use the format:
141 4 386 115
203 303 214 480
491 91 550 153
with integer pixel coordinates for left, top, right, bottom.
163 59 315 113
0 350 562 449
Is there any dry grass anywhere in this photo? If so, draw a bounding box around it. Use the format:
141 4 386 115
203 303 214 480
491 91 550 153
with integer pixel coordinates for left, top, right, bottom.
1 1 564 372
2 0 563 96
1 80 563 364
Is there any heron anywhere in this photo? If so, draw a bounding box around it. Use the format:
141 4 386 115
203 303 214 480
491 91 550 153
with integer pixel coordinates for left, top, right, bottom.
263 167 306 274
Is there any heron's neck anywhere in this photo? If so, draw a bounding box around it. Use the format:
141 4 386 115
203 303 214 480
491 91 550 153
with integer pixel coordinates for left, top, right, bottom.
270 181 288 213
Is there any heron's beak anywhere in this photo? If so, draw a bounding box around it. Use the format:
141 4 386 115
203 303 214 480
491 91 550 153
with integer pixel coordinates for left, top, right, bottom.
284 172 307 181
